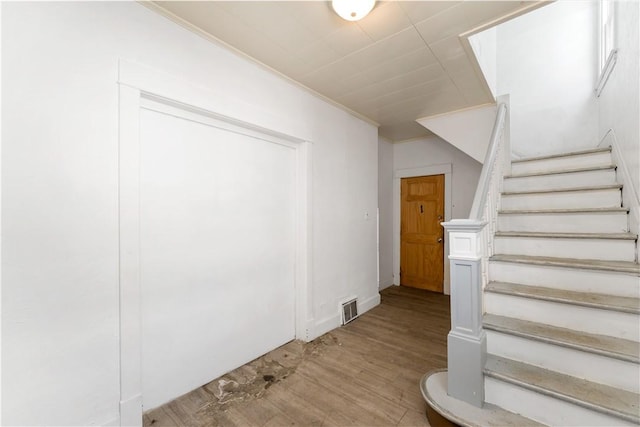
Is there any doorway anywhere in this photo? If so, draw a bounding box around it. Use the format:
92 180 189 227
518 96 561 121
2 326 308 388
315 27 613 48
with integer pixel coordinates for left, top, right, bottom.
400 174 445 292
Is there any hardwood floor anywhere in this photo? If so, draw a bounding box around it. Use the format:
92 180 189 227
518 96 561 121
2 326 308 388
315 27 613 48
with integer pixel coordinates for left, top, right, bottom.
144 285 451 427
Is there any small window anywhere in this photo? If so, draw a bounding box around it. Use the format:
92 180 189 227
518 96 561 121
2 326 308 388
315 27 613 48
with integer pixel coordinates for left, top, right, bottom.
596 0 617 96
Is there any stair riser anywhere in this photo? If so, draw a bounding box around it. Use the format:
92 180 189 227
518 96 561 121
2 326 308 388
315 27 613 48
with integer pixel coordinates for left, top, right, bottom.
501 188 621 210
485 377 637 426
489 261 640 298
498 212 629 233
494 236 636 262
504 169 617 193
511 151 613 175
486 331 640 393
485 293 640 341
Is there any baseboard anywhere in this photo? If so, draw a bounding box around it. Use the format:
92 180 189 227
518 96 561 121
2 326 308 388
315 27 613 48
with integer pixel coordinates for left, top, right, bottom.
309 314 341 341
359 292 381 313
307 292 382 341
600 129 640 236
102 416 120 427
120 394 142 427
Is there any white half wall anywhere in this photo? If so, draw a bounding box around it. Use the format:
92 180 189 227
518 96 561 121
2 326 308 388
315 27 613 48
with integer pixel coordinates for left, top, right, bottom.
378 136 394 290
416 104 497 164
391 137 482 294
496 0 599 158
597 0 640 235
1 2 378 425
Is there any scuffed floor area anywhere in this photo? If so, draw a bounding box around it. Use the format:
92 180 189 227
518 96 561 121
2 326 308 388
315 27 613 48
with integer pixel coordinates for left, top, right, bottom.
144 286 450 426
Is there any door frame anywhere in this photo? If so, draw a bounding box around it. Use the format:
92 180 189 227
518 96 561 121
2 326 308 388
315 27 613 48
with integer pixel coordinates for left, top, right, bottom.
393 164 452 294
117 60 312 426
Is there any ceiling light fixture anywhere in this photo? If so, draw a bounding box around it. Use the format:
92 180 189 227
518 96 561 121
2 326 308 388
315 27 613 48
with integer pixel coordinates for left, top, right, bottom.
331 0 375 22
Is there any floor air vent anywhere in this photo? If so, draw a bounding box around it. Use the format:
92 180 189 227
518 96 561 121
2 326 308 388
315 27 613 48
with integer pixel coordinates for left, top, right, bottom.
341 299 358 325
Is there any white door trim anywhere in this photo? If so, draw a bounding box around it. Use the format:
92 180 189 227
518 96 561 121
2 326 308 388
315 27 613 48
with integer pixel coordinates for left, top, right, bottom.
393 164 452 294
117 60 312 426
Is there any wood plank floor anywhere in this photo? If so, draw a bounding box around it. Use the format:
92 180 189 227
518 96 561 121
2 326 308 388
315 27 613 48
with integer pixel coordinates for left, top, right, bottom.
144 285 450 427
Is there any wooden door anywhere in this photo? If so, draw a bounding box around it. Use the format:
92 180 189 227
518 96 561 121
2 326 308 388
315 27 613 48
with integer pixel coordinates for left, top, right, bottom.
400 175 445 292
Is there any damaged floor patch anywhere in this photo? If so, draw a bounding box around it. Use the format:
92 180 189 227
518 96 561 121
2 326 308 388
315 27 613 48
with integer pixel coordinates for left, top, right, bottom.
144 333 341 426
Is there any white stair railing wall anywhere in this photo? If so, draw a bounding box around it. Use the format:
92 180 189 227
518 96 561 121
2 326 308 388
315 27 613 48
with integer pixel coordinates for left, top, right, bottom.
441 99 509 407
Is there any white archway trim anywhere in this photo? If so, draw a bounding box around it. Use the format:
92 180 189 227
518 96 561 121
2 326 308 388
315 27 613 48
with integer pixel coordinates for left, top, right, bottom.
117 60 312 426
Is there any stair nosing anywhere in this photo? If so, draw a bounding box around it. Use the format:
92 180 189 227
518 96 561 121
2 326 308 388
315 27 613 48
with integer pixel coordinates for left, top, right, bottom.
505 164 617 179
484 355 640 424
483 313 640 363
485 282 640 315
511 146 612 164
498 207 629 214
494 231 637 241
502 184 622 196
490 254 640 275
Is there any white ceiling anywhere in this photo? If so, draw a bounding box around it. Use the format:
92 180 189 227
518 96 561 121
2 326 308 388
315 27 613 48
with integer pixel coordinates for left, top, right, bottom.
149 1 543 141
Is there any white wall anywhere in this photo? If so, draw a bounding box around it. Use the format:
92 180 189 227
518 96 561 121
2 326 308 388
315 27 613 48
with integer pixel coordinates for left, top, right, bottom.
496 1 599 158
1 2 378 425
598 0 640 234
394 137 482 223
378 136 394 290
470 27 497 99
392 136 482 292
416 104 498 163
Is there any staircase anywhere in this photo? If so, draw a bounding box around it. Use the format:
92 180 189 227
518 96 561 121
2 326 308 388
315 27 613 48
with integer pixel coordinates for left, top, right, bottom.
483 146 640 426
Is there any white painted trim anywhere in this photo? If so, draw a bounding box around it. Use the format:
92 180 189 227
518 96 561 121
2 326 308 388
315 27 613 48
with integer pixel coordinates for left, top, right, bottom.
117 60 312 425
359 293 381 314
0 2 4 421
103 417 121 427
118 60 312 144
595 49 618 97
393 164 453 294
311 314 341 340
118 84 142 427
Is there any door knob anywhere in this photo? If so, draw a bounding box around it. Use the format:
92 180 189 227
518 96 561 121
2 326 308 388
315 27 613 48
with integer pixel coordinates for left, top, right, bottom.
437 238 443 243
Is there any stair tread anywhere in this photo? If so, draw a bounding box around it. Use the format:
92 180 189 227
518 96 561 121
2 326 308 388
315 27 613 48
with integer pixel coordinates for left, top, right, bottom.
502 184 622 196
484 355 640 423
490 254 640 275
512 146 612 164
505 164 616 179
486 281 640 314
499 207 629 214
495 231 637 240
484 313 640 362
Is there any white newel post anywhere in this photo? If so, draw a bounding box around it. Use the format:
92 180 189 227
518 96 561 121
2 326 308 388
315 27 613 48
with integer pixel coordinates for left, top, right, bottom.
442 219 487 408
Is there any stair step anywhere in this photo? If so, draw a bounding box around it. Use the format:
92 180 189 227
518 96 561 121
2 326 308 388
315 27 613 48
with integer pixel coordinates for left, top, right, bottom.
484 315 640 393
497 208 630 234
495 231 637 240
501 185 622 210
503 165 617 192
485 290 639 341
502 183 622 195
493 232 637 262
512 146 613 164
506 164 617 178
490 254 640 275
486 282 640 314
484 313 640 362
511 147 613 175
494 232 638 261
484 355 640 424
490 257 640 299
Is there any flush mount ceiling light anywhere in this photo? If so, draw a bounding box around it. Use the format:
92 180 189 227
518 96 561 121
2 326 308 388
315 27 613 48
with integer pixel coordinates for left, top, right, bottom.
331 0 375 22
